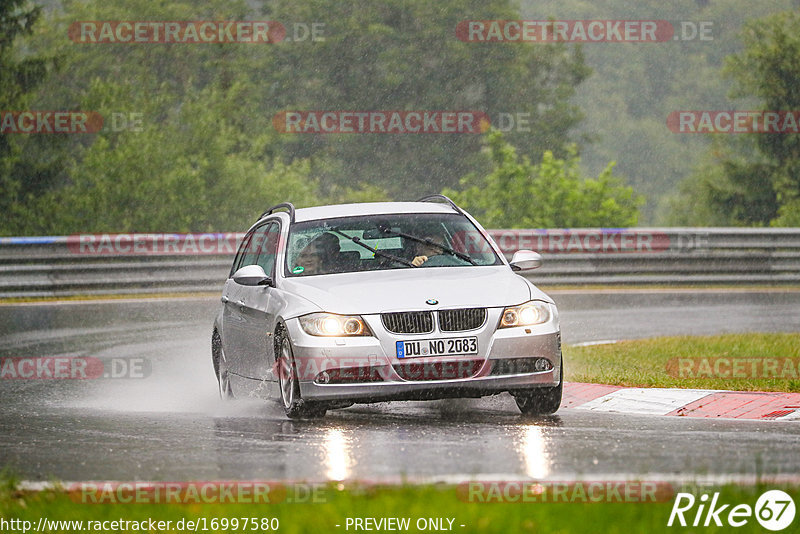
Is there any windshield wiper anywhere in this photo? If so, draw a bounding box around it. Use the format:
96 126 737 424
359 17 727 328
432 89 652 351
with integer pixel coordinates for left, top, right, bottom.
328 228 416 268
377 225 477 265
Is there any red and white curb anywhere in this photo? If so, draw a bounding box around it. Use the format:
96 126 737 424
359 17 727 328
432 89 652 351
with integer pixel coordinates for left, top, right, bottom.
562 382 800 421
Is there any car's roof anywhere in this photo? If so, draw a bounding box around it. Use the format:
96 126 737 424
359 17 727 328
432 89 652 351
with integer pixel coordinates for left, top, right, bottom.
292 202 457 223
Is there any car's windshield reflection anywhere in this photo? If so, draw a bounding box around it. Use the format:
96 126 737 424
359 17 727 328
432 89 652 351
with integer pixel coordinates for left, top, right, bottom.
285 213 501 277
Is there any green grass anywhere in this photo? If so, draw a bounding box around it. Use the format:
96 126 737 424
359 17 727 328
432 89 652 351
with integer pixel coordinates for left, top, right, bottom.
1 479 798 533
565 333 800 392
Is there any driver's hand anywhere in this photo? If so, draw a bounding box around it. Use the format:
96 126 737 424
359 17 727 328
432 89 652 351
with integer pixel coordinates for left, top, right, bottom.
412 255 428 266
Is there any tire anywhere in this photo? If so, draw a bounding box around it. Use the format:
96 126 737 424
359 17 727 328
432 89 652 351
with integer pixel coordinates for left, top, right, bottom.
212 332 234 400
276 330 326 419
513 355 563 415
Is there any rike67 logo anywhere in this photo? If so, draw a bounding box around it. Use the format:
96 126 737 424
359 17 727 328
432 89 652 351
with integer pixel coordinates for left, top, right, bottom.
668 490 795 530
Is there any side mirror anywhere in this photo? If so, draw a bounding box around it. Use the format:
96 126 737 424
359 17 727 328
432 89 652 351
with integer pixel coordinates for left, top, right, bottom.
509 250 542 271
232 265 273 286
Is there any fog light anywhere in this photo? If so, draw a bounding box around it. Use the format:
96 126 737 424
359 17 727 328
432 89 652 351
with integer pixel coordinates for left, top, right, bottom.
534 358 551 372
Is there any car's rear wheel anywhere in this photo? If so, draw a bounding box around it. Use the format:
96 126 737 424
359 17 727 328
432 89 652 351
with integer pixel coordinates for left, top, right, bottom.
276 330 326 419
212 332 233 400
513 355 563 415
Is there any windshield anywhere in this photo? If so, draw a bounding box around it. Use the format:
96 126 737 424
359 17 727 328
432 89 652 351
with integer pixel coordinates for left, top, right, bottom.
285 213 501 277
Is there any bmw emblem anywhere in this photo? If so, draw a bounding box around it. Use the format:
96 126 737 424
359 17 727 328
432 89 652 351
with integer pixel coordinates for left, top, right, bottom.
426 298 438 305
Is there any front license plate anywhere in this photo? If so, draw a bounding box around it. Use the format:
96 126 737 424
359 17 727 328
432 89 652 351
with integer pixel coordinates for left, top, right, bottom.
396 337 478 358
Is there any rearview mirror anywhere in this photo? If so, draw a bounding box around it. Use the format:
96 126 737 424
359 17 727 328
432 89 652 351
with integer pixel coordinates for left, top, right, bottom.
362 226 400 240
509 250 542 271
232 265 273 286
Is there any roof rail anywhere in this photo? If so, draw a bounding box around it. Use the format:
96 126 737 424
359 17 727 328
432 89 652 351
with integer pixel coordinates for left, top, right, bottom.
416 194 463 214
259 202 296 223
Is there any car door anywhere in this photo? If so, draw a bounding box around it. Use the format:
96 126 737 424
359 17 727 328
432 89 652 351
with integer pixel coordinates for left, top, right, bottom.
235 221 281 381
221 223 272 379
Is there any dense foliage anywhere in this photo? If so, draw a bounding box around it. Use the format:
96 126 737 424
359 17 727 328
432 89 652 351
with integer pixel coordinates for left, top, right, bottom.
2 0 797 234
0 0 56 230
669 10 800 226
445 130 642 228
0 0 594 234
528 0 797 222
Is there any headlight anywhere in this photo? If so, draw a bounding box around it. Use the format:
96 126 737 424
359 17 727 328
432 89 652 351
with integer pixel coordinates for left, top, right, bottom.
299 313 372 337
498 301 550 328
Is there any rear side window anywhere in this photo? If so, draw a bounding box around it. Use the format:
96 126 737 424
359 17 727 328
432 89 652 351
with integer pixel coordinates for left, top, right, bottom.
229 222 276 278
230 232 254 278
255 223 281 278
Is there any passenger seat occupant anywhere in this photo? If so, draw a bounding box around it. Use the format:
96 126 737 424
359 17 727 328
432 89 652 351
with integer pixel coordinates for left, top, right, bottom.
294 232 340 274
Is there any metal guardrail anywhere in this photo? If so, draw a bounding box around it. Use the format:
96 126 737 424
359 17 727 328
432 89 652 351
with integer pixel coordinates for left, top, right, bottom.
0 228 798 297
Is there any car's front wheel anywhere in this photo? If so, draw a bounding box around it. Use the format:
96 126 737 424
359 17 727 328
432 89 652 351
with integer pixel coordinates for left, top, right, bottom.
513 355 563 415
276 330 326 419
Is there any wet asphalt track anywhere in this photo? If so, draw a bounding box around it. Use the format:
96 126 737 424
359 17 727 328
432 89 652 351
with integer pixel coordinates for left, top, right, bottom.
1 290 799 483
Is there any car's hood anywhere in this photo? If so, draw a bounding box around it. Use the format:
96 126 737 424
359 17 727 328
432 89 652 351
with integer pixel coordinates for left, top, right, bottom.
280 266 550 316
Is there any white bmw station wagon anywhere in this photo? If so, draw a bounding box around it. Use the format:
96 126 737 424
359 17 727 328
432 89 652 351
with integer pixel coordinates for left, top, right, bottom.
212 196 562 418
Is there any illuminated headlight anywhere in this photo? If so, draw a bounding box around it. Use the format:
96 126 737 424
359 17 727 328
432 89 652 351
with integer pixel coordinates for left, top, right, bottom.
498 301 550 328
299 313 372 337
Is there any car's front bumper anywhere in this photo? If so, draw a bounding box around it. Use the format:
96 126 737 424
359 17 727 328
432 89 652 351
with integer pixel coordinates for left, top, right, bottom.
284 312 561 404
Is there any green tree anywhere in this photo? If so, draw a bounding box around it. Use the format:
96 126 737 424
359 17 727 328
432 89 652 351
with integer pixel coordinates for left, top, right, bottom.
7 0 380 234
8 0 586 234
264 0 590 197
0 0 55 233
444 130 642 228
665 136 778 226
27 80 323 234
726 9 800 225
670 9 800 226
524 0 797 224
